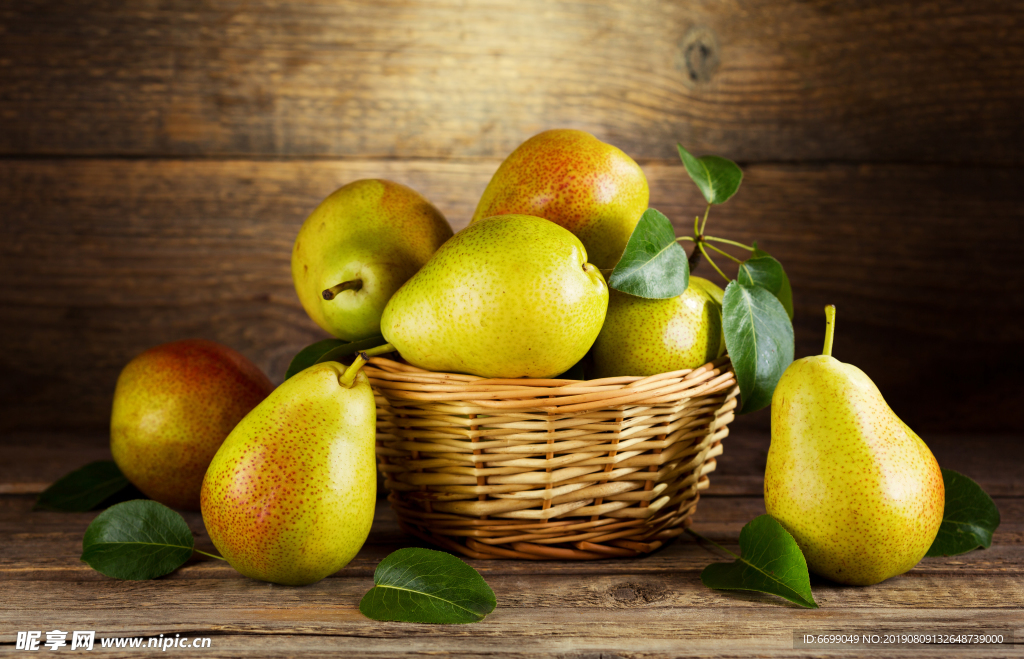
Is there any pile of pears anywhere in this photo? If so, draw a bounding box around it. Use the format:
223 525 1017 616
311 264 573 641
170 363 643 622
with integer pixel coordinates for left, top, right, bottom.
108 128 944 589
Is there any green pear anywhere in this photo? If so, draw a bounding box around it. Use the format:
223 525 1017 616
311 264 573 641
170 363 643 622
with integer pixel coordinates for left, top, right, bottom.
292 179 453 341
471 129 649 269
688 276 726 358
110 339 273 510
590 277 723 378
381 214 608 378
200 361 377 586
765 306 944 586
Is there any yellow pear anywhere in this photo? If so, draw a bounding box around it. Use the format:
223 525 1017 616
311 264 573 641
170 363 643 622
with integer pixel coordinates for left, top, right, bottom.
291 179 453 341
200 361 376 586
765 306 944 585
590 277 723 378
381 214 608 378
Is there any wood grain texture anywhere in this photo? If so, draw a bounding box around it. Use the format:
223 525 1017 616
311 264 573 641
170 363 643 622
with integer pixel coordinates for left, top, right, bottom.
1 0 1022 163
1 436 1021 658
1 159 1021 432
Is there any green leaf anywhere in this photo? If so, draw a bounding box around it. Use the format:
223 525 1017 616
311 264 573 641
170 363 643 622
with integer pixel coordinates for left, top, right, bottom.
34 461 135 512
677 145 743 205
359 548 497 624
926 469 1001 557
723 280 794 414
609 208 689 299
737 255 794 320
700 515 818 609
285 335 388 379
81 500 195 580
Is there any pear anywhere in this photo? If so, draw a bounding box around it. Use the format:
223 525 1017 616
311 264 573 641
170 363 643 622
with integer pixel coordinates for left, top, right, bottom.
110 339 273 510
200 361 376 586
471 129 649 269
292 179 453 341
765 306 944 586
381 214 608 379
590 277 723 379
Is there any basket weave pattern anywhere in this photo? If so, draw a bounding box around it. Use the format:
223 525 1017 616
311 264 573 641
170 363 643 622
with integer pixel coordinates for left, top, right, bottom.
365 356 738 560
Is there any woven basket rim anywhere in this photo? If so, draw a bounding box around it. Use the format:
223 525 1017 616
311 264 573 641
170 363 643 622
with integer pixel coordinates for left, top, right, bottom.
365 354 736 414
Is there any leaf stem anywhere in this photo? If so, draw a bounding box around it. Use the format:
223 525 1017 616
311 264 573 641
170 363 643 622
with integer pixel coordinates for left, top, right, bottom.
693 215 700 237
822 305 836 357
705 236 755 251
698 243 730 284
194 549 227 561
699 203 712 235
705 242 744 264
676 236 695 242
685 528 742 561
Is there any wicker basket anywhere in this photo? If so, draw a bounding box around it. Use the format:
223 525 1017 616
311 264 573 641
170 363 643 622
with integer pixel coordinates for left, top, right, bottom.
364 355 738 560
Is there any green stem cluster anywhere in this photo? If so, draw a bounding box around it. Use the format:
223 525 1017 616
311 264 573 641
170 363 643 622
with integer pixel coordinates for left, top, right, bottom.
677 203 755 285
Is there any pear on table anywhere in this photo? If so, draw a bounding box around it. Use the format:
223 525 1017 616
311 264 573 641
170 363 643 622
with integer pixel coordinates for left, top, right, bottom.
381 214 608 379
200 358 378 586
110 339 273 511
765 306 944 586
291 179 453 341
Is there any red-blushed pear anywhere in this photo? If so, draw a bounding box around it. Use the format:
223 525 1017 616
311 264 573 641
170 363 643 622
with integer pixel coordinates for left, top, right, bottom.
292 179 453 341
590 277 723 378
201 360 377 586
110 339 274 511
471 129 649 270
765 306 944 586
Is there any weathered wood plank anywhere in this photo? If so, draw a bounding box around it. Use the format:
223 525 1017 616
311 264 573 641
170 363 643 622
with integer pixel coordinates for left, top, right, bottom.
0 1 1022 163
1 494 1020 582
1 159 1022 434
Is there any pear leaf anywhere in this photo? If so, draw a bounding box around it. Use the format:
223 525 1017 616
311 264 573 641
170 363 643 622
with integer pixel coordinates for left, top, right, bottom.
609 208 689 299
722 280 794 414
737 255 794 320
926 469 1001 557
677 145 743 205
286 335 388 379
700 515 817 608
81 500 195 580
34 461 139 512
286 339 346 379
359 548 497 624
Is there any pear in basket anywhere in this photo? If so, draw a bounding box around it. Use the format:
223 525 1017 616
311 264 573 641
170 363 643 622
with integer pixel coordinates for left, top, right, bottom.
380 214 608 379
471 129 649 270
765 306 944 585
590 277 724 378
291 179 453 341
201 361 376 586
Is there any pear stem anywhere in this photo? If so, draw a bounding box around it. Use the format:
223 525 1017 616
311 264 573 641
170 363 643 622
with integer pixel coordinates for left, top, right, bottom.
822 305 836 357
322 279 363 300
193 549 227 561
338 343 396 388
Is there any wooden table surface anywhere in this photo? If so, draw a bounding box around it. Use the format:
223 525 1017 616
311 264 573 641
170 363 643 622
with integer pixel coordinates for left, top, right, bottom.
2 430 1021 658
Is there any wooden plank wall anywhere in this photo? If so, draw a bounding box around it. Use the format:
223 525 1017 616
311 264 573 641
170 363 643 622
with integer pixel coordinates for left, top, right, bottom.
1 0 1022 435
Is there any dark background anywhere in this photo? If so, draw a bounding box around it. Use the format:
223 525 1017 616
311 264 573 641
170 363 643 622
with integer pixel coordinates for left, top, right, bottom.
1 1 1022 440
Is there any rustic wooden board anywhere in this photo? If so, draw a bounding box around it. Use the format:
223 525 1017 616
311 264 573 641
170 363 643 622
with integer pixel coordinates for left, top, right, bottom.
1 159 1022 433
0 1 1022 163
1 432 1020 658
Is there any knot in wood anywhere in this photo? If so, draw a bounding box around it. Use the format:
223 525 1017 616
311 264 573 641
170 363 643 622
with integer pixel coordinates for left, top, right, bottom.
677 26 721 87
609 581 668 606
